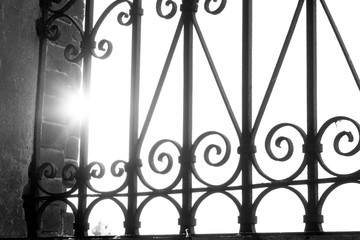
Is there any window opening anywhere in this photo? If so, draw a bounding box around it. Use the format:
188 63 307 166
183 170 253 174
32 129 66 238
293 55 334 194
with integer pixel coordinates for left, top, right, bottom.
24 0 360 237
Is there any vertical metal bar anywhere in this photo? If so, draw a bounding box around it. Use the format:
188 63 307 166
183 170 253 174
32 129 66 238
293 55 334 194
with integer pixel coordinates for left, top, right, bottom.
304 0 323 232
239 0 256 233
125 0 142 235
179 0 196 235
74 0 93 236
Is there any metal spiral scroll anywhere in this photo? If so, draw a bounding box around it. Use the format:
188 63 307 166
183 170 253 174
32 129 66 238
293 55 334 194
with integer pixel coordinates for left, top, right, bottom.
137 139 182 191
191 131 237 187
46 0 77 13
204 0 227 15
156 0 178 19
156 0 227 19
89 0 133 60
42 0 84 62
36 162 79 195
84 160 128 194
317 116 360 177
43 0 133 62
62 162 79 182
253 123 307 182
44 11 83 42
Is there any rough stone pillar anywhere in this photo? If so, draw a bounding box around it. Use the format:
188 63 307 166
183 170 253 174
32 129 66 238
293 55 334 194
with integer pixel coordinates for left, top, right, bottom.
0 1 40 238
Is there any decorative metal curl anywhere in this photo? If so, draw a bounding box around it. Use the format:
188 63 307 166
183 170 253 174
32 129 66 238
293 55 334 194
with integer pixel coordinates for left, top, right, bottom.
62 162 79 182
156 0 178 19
85 162 106 179
90 39 113 60
318 116 360 157
37 162 58 179
149 139 182 174
89 0 133 59
204 0 227 15
117 9 132 26
265 123 306 162
45 24 61 41
191 131 231 167
64 43 84 62
110 160 127 177
43 13 84 62
46 0 77 13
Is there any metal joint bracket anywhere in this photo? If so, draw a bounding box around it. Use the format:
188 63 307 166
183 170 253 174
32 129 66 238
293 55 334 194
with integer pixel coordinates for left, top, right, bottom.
123 220 141 229
180 0 199 13
35 18 45 38
130 7 144 16
73 222 89 231
178 155 196 163
302 143 323 153
237 145 257 155
238 215 258 225
80 39 96 52
303 214 324 224
125 158 143 172
178 218 197 226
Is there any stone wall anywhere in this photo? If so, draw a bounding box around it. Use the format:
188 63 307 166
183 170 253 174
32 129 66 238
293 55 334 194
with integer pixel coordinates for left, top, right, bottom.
0 0 40 238
0 0 83 237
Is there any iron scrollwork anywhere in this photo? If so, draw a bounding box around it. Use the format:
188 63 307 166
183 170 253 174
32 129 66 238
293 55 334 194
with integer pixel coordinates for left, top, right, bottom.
137 139 182 191
191 131 231 167
190 131 240 187
89 0 133 60
253 123 308 182
265 123 306 162
148 139 181 174
156 0 227 19
204 0 227 15
111 159 128 177
317 116 360 177
156 0 178 19
29 0 360 236
62 162 79 183
36 162 79 195
84 160 128 194
41 0 133 62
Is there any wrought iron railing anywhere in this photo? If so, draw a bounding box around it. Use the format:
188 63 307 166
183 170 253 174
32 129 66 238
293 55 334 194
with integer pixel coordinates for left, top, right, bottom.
24 0 360 238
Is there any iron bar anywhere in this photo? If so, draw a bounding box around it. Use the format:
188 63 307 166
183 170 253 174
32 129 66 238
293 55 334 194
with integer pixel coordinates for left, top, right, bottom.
31 174 360 200
179 0 196 235
304 0 322 232
125 0 143 235
240 0 255 233
74 0 94 236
